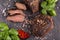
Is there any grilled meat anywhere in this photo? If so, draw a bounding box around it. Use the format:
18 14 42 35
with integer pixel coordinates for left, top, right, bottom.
7 10 25 16
24 0 39 13
6 15 25 22
15 2 27 10
29 14 54 37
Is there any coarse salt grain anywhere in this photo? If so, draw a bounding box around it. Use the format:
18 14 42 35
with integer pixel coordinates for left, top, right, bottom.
57 7 59 9
2 8 7 16
2 8 6 13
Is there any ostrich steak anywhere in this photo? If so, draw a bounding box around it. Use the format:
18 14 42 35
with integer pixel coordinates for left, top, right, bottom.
24 0 39 13
29 14 54 37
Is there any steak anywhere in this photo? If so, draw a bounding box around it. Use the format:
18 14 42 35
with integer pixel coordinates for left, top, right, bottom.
28 14 54 37
6 15 25 22
24 0 39 13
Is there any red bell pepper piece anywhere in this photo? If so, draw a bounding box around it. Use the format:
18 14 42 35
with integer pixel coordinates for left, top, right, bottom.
18 30 30 39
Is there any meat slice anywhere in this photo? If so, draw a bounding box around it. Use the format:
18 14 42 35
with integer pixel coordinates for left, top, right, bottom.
7 10 25 16
24 0 39 13
6 15 25 22
15 2 27 10
28 14 54 37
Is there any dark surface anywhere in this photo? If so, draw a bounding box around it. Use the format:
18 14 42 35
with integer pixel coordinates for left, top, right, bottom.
0 0 60 40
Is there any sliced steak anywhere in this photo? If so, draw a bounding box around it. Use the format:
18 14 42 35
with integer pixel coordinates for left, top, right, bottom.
6 15 25 22
24 0 39 13
7 10 25 16
15 2 27 10
28 14 54 37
